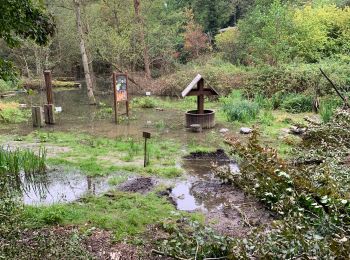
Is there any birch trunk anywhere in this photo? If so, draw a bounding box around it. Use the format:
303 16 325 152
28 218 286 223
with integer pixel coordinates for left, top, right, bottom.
74 0 96 105
133 0 151 79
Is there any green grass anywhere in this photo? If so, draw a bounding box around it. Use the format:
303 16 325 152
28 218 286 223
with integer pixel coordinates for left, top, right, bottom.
24 131 184 177
0 102 30 124
108 175 129 186
24 192 178 240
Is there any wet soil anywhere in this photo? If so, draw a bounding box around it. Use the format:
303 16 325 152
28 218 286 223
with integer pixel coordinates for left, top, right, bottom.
183 148 230 161
117 177 154 194
165 160 272 237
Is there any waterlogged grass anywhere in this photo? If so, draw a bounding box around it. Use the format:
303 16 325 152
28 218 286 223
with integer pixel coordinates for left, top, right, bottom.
24 131 184 177
24 192 182 240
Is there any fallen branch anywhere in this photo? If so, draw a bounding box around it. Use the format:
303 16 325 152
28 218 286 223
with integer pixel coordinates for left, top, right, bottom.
320 68 349 108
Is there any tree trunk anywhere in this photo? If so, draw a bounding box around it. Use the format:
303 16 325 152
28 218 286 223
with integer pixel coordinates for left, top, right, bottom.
74 0 96 105
133 0 151 79
82 3 97 90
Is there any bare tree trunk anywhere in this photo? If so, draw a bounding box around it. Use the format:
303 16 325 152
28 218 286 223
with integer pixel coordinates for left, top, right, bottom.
22 52 30 78
82 3 97 90
133 0 151 79
74 0 96 105
34 47 42 77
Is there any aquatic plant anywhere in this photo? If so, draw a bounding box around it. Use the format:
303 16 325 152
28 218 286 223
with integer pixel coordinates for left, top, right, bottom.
0 147 47 195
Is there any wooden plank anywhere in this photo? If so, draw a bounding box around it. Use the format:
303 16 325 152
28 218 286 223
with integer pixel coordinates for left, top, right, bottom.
187 89 217 96
181 74 202 97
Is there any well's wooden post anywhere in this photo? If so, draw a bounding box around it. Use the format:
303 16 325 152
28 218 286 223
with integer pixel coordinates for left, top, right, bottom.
32 106 45 127
43 70 55 124
197 79 204 114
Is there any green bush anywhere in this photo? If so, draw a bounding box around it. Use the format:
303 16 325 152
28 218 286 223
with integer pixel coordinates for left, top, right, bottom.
246 61 350 97
157 55 248 96
222 100 259 122
258 110 275 126
132 97 158 108
0 107 30 123
281 94 313 113
319 97 342 123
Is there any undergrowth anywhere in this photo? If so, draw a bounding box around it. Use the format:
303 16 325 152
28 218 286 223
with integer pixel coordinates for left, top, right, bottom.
218 109 350 258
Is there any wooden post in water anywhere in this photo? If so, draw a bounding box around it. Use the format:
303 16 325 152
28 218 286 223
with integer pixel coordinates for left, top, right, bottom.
44 70 53 104
43 70 55 124
32 106 45 127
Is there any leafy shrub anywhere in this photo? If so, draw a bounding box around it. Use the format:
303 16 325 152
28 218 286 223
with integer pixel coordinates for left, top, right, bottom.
246 61 350 97
258 110 275 126
319 97 343 123
281 94 313 113
254 93 273 109
157 218 231 259
40 207 64 225
222 99 259 122
0 102 30 123
0 79 12 93
215 27 240 62
220 111 350 258
156 55 248 96
132 97 158 108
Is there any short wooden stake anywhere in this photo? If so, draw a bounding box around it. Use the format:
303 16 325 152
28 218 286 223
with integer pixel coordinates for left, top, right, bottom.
44 104 55 124
32 106 45 127
143 132 151 167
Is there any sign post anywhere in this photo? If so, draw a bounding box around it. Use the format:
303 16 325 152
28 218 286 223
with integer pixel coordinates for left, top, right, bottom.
113 72 129 124
143 131 151 167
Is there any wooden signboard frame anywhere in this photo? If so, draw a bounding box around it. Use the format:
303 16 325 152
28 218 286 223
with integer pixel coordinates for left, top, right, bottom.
113 72 129 124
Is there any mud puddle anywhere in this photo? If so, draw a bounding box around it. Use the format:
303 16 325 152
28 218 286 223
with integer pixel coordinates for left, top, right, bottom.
168 158 272 237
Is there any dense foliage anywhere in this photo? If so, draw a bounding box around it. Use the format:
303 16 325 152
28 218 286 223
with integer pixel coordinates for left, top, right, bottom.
218 109 350 258
0 0 55 84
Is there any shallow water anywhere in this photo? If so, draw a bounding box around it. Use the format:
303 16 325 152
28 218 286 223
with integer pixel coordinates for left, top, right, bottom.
22 169 112 205
170 160 239 212
1 89 225 144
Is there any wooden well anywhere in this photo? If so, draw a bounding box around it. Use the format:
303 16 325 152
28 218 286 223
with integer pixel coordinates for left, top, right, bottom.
185 109 215 129
182 74 219 129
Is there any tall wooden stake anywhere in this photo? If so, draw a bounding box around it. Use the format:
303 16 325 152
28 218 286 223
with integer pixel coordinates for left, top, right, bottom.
44 70 53 104
43 70 55 124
